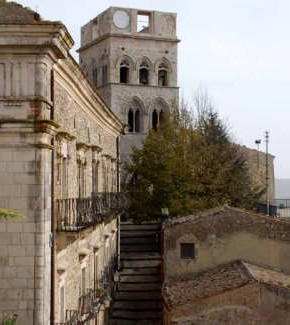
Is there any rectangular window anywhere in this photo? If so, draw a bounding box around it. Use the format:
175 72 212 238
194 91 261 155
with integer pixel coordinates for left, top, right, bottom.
137 12 150 32
59 286 65 323
94 254 99 287
81 267 86 294
61 157 68 199
77 162 86 198
180 243 195 259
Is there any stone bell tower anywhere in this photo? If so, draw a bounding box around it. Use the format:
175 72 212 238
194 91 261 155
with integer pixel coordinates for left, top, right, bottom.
78 7 179 168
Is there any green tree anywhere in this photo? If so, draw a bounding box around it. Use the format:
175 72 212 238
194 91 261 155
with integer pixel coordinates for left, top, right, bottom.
123 93 260 221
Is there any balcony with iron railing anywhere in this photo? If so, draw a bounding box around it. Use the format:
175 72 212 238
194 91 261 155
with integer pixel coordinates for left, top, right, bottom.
55 192 127 232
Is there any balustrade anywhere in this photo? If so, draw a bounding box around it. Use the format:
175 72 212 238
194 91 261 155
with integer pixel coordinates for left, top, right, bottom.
55 192 127 231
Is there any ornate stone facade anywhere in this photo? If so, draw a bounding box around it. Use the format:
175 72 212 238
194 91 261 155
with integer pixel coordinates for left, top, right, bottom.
0 2 123 324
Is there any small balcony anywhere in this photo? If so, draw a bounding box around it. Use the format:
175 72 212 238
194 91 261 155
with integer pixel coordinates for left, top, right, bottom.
55 192 126 232
55 285 113 325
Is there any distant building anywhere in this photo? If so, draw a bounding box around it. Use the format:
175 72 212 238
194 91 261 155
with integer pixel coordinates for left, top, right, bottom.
238 145 275 205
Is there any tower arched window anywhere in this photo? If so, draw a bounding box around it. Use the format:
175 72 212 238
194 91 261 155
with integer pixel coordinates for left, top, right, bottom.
120 59 130 83
128 108 141 133
102 64 108 85
159 110 164 123
158 70 167 86
139 62 149 84
158 62 169 86
152 109 164 130
152 109 158 131
128 109 134 132
135 109 140 132
92 67 98 87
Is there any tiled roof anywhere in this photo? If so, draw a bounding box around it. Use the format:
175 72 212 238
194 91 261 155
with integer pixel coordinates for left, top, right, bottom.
163 261 253 308
0 0 42 23
243 262 290 288
163 260 290 308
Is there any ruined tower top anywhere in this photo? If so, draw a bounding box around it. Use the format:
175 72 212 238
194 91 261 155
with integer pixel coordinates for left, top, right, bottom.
80 7 178 49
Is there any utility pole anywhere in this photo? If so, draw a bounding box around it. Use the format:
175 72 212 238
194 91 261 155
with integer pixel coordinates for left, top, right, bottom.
265 131 270 216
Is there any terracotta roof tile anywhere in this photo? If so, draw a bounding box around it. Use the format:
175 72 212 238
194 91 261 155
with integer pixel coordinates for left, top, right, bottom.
243 262 290 287
163 260 290 309
163 261 253 308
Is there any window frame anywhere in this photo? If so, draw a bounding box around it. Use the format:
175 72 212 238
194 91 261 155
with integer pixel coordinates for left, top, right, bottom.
180 243 195 260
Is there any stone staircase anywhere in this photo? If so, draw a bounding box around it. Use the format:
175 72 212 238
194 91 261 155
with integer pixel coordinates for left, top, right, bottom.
109 222 163 325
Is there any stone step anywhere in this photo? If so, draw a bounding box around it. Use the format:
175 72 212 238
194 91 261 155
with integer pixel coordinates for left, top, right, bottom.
120 236 159 244
121 230 161 238
121 223 161 231
118 282 162 291
121 251 161 260
114 291 162 300
111 223 163 325
113 300 162 310
120 244 160 252
110 309 162 320
120 274 161 283
121 259 161 268
110 318 162 325
120 267 160 276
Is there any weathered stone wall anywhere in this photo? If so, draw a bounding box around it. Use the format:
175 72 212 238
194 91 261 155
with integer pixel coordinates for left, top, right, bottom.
0 4 123 325
0 16 69 324
55 219 117 323
166 282 290 325
164 207 290 281
168 282 260 325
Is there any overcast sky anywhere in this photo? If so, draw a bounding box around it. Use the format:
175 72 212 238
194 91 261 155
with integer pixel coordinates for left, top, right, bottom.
13 0 290 179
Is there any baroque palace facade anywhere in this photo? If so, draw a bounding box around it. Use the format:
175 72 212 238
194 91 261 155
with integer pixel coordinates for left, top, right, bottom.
0 2 124 324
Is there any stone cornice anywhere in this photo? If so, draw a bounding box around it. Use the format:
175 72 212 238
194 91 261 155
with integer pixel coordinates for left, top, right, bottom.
35 120 60 134
0 23 74 60
56 131 76 142
78 32 180 53
91 145 103 153
76 142 90 151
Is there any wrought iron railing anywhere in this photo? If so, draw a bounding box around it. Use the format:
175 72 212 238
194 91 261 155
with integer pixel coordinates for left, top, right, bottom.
56 192 127 231
54 254 117 325
273 198 290 209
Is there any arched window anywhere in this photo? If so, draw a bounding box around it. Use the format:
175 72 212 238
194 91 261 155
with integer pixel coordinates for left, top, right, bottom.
102 64 108 85
139 61 149 84
128 109 134 132
135 109 140 132
152 109 164 130
159 110 164 123
158 62 168 86
152 109 158 131
120 59 130 83
158 70 167 86
151 98 169 130
128 108 140 133
92 67 98 87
